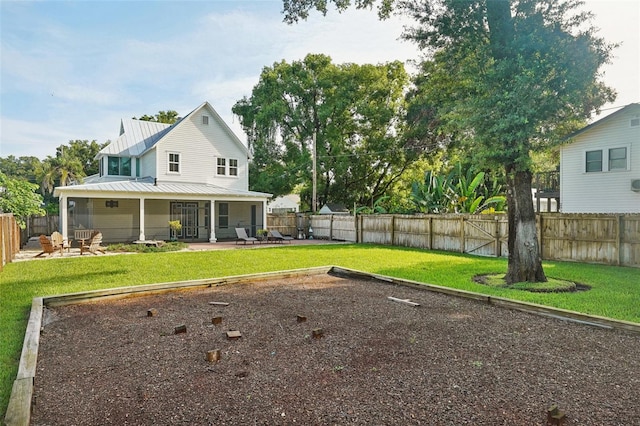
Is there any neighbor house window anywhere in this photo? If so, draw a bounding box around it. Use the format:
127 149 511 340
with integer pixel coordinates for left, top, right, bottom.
218 203 228 228
202 115 209 125
229 159 238 176
168 152 180 173
609 147 627 170
107 156 131 176
585 150 602 173
217 158 226 175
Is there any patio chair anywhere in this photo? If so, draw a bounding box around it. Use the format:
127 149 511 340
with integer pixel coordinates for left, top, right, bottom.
81 232 106 255
35 235 62 258
235 228 257 245
50 231 71 253
269 230 294 243
74 229 94 248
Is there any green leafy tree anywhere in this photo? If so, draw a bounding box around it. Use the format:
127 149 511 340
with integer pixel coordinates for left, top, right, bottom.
284 0 615 283
0 155 41 183
233 54 411 210
0 171 46 228
56 140 107 176
135 110 180 124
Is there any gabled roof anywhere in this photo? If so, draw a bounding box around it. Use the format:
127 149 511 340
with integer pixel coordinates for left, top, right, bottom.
566 103 640 140
98 101 250 158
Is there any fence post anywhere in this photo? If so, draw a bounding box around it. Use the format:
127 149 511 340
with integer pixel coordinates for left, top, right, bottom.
494 216 500 257
537 214 543 261
354 214 358 243
390 215 395 245
616 215 623 266
428 216 433 249
460 216 465 253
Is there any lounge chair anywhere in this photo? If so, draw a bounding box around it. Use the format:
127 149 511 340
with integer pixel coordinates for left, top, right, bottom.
235 228 257 245
34 235 62 258
81 232 106 255
269 230 294 243
50 231 71 253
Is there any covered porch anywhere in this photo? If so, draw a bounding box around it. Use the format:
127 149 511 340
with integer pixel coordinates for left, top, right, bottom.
54 181 271 244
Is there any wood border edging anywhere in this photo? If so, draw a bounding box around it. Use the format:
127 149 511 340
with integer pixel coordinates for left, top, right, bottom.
5 265 638 426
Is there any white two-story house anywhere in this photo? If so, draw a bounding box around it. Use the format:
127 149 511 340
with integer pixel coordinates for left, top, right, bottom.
54 102 271 243
560 102 639 213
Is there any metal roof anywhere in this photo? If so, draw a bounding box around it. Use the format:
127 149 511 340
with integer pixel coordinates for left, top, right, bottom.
97 102 249 158
54 178 271 198
99 119 174 156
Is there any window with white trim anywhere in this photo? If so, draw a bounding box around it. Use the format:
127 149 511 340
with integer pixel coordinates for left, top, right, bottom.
609 147 627 171
217 158 226 175
202 115 209 125
168 152 180 173
585 150 602 173
229 159 238 176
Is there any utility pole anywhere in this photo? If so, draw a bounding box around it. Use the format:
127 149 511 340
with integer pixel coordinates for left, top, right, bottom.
312 130 317 213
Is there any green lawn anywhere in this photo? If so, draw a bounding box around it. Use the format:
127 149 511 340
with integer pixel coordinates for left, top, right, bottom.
1 243 638 418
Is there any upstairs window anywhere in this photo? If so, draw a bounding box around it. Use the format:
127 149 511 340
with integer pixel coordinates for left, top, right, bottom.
202 115 209 125
609 147 627 171
585 150 602 173
217 158 226 175
108 156 131 176
168 152 180 173
229 159 238 176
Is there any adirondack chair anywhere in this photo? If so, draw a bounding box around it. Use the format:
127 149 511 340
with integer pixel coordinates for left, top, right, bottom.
50 231 71 253
34 235 62 258
81 232 106 255
74 229 94 247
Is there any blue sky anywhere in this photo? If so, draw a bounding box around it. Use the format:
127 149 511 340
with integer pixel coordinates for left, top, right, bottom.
1 0 638 160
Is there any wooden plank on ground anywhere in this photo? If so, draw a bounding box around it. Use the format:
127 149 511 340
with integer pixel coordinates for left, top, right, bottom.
388 296 420 307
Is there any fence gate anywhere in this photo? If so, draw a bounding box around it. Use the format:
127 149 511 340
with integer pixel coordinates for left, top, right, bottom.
463 216 507 257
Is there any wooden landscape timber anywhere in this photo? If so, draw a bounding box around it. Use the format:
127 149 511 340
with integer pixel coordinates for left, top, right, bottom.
5 266 640 426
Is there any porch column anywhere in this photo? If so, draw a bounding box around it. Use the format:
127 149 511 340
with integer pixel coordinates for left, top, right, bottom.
262 200 268 233
138 197 146 241
60 195 68 240
209 199 217 242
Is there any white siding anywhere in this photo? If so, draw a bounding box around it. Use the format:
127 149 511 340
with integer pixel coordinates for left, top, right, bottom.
140 150 156 178
154 105 249 191
560 106 640 213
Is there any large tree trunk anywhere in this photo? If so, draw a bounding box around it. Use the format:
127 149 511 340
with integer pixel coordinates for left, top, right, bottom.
505 165 547 284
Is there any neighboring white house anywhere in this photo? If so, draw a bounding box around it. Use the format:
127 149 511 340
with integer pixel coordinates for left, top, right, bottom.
267 194 300 214
54 102 271 243
559 103 640 213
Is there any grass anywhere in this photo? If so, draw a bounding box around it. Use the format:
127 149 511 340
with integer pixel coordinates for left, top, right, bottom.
1 243 638 418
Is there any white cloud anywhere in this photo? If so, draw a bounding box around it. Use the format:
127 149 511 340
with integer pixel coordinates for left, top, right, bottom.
0 0 637 160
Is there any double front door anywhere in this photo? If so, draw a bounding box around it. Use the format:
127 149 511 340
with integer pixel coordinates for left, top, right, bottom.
170 202 198 240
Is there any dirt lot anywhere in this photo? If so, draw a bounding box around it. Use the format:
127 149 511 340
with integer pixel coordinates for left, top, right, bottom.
32 273 640 425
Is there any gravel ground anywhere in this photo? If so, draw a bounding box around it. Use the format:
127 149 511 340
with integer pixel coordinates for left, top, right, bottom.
32 273 640 425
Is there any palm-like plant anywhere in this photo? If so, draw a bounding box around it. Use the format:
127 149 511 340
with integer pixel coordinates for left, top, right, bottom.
410 164 505 214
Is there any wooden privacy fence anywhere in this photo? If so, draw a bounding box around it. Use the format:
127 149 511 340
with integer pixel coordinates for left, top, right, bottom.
309 213 640 268
0 214 21 270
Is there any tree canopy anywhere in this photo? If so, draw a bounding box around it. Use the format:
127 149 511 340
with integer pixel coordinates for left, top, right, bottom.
0 171 46 228
233 54 412 210
283 0 615 283
134 110 180 124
